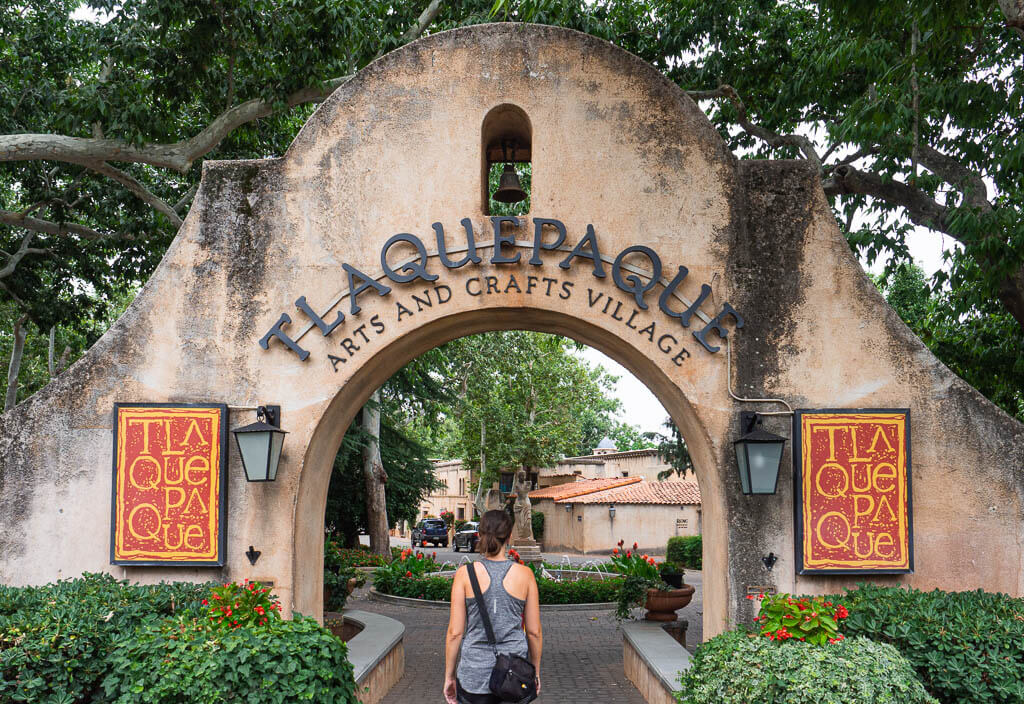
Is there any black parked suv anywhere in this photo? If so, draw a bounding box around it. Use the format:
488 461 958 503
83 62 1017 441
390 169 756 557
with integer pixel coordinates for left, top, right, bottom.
412 518 448 547
452 521 479 553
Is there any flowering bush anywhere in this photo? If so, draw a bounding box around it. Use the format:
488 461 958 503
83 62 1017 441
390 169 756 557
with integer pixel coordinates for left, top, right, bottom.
749 592 847 645
372 548 441 594
204 579 280 629
609 540 661 582
609 539 675 620
676 630 937 704
325 539 390 568
440 509 455 528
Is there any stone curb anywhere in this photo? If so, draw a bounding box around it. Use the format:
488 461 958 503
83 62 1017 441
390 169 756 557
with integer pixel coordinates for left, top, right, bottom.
328 608 405 684
622 620 692 693
368 588 615 611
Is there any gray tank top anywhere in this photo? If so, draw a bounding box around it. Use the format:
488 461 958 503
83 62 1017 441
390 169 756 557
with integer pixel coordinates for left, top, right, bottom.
457 559 529 694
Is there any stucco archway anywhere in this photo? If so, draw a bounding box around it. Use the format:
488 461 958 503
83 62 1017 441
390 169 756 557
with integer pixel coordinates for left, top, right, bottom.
1 24 1021 644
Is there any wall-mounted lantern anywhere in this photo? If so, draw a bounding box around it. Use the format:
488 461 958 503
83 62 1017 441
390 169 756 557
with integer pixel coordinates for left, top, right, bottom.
608 503 616 520
734 411 786 495
232 405 287 482
564 503 572 512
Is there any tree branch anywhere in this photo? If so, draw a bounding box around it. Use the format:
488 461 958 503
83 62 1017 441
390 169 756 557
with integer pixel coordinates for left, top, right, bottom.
0 209 111 241
401 0 445 42
823 165 954 237
914 144 992 212
90 162 183 227
0 232 48 280
997 0 1024 40
686 84 822 168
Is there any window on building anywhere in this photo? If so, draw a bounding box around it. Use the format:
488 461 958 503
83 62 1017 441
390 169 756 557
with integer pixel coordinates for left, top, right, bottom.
499 472 514 494
459 478 465 495
457 507 465 520
622 471 629 477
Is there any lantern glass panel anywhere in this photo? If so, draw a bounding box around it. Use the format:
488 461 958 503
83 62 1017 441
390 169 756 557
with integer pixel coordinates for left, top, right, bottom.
237 431 271 481
268 431 285 481
736 445 752 494
749 442 784 494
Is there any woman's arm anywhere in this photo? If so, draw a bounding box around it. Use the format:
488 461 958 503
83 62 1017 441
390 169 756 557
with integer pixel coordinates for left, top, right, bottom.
523 571 543 691
443 566 468 703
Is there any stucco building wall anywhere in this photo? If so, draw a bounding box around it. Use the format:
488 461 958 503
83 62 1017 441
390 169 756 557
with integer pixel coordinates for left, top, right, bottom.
0 24 1020 641
536 499 700 554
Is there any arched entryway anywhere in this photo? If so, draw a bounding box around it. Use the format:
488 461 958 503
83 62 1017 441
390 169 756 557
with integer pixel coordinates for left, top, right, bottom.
296 306 730 634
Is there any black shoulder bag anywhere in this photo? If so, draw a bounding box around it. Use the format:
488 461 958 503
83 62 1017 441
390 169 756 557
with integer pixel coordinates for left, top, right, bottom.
466 562 538 704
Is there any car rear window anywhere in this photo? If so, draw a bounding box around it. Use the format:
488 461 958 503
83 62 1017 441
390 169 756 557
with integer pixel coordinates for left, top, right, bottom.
423 520 445 528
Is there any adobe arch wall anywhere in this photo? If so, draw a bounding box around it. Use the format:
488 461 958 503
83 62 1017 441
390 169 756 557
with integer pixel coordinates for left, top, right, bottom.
0 24 1021 640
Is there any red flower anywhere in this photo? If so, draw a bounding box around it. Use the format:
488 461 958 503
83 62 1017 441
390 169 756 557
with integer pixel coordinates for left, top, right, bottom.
633 542 638 550
626 551 631 558
617 539 624 547
406 571 413 578
201 599 208 605
835 605 849 619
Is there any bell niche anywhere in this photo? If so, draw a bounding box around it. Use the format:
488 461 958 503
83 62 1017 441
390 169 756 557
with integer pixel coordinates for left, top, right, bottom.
482 104 532 215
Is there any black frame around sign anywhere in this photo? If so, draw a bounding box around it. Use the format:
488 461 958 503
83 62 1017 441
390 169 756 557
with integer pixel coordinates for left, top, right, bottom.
110 402 229 567
793 408 914 576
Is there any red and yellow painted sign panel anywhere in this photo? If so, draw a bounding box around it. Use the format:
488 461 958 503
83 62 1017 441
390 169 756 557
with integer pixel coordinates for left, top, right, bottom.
111 404 227 565
795 410 912 574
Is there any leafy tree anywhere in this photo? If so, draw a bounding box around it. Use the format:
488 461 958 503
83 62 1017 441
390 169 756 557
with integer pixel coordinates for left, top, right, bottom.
646 418 695 480
875 261 1024 420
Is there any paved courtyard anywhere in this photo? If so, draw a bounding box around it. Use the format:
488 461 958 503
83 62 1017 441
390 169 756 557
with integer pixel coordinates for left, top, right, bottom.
348 568 702 703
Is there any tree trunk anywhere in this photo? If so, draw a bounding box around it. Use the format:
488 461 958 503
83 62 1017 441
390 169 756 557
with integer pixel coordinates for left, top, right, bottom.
361 390 389 556
48 326 55 376
5 314 28 411
474 417 488 516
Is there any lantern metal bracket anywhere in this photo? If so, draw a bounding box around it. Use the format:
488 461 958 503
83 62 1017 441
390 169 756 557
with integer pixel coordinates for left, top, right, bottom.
726 337 794 417
259 405 281 428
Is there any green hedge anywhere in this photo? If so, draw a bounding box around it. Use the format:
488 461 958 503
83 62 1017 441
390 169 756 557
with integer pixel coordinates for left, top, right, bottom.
677 630 936 704
102 614 356 703
834 584 1024 704
531 510 545 541
0 573 358 704
666 535 701 570
0 573 208 703
373 569 621 605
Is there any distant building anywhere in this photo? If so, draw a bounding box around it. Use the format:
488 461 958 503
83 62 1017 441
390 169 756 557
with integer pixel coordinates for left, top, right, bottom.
418 441 699 548
529 477 701 554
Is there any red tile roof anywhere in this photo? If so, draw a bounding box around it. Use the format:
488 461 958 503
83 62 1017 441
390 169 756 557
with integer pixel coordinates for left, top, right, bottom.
565 481 701 505
529 476 642 501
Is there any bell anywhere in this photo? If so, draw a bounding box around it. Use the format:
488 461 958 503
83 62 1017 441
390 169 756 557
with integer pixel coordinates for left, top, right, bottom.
493 163 527 203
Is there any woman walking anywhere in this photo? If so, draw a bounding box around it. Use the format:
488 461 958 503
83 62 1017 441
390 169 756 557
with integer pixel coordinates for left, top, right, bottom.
444 510 542 703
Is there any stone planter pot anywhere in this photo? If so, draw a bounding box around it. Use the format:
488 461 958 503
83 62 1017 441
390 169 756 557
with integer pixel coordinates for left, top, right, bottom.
644 585 695 622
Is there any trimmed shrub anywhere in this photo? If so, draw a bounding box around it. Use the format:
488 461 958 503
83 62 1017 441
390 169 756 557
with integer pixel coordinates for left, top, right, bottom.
0 573 208 703
102 614 358 703
834 584 1024 704
531 510 545 541
676 630 937 704
373 567 621 604
666 535 701 570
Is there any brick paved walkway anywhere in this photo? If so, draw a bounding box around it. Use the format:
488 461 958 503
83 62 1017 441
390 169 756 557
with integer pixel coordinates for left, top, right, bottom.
352 594 648 704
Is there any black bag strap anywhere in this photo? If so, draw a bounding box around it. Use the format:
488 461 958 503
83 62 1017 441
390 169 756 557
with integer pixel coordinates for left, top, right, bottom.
466 561 498 651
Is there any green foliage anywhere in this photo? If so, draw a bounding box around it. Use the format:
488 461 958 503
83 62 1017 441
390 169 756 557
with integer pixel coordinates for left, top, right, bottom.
875 262 1024 421
325 540 392 569
454 519 469 532
834 584 1024 704
752 593 848 646
204 580 281 630
0 572 208 703
531 510 544 541
648 418 695 480
102 613 357 703
323 568 362 612
535 577 621 605
666 535 702 570
676 630 937 704
614 575 652 621
372 560 621 605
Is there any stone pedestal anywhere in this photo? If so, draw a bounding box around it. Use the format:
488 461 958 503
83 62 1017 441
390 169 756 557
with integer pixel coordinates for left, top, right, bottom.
511 538 543 564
